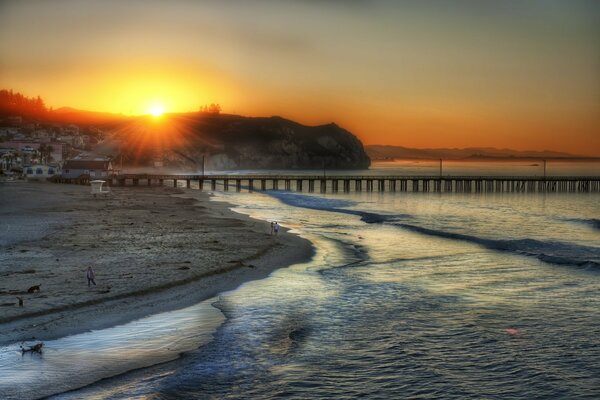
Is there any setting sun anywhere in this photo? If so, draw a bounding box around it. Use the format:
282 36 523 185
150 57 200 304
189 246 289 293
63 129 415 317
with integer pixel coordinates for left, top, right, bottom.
148 103 165 117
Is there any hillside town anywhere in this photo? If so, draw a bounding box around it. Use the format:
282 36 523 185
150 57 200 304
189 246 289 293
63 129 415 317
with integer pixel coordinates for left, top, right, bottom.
0 89 116 181
0 114 112 180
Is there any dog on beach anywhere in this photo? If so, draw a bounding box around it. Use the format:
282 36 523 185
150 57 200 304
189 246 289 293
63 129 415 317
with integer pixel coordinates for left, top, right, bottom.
21 342 43 354
27 284 41 293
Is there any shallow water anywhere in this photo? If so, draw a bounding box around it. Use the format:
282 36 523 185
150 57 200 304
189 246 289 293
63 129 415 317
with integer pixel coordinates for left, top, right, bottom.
49 187 600 399
1 163 599 399
0 299 223 399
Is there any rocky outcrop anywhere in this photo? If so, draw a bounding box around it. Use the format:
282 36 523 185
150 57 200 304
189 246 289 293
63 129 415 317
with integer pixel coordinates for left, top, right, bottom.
174 114 370 170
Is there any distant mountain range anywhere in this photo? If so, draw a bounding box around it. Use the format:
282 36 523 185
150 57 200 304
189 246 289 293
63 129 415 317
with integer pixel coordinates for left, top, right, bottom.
365 145 597 160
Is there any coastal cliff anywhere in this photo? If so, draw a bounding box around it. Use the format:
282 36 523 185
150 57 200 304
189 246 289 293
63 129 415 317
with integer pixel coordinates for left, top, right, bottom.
104 114 371 170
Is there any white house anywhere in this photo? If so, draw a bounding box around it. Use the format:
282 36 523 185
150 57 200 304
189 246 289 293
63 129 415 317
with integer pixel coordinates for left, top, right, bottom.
24 164 60 180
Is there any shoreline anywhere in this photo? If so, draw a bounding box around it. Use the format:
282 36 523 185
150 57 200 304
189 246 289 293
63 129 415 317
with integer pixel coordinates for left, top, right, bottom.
0 182 314 346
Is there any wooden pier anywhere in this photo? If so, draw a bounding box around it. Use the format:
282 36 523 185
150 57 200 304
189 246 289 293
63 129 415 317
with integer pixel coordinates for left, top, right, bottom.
102 174 600 194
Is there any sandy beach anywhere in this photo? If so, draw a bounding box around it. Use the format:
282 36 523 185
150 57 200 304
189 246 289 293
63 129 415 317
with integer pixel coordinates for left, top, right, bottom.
0 181 313 346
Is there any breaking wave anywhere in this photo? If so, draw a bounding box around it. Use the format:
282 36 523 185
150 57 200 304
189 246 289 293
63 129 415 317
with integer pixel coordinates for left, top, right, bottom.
270 192 600 268
389 222 600 269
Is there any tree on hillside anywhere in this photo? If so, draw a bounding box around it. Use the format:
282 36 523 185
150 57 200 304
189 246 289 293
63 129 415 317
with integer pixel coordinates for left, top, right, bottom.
0 89 48 118
199 103 222 115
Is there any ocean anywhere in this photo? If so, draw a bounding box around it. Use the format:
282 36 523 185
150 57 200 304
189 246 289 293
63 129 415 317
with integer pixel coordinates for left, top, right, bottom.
1 161 599 399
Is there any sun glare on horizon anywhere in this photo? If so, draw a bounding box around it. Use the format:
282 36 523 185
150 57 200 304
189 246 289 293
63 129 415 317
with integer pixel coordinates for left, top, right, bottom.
148 103 165 117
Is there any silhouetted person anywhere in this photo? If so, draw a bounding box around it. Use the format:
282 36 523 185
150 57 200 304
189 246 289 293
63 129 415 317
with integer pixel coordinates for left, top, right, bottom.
87 266 96 287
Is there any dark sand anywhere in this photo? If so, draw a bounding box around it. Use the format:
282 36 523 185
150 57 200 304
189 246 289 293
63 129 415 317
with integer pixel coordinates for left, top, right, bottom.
0 181 313 345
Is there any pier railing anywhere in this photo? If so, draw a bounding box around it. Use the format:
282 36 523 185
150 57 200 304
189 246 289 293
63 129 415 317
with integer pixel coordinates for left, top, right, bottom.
86 174 600 193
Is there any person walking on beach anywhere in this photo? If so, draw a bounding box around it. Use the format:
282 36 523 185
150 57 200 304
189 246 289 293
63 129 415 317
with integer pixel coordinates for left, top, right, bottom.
270 221 275 236
86 266 96 287
273 222 280 236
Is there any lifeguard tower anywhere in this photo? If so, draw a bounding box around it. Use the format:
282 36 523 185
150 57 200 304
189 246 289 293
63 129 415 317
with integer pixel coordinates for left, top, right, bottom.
90 180 111 197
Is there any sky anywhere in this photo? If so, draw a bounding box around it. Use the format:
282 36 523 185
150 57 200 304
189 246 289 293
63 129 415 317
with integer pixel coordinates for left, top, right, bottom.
1 0 599 155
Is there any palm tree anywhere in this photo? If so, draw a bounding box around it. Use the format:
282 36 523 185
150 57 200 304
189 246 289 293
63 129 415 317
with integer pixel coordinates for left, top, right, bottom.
1 152 13 170
37 144 54 164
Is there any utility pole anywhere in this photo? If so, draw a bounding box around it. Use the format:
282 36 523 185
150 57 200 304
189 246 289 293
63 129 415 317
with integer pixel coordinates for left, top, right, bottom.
543 159 547 179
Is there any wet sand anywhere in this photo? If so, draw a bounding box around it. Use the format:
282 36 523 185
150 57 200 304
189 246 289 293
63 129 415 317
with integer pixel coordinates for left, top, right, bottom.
0 181 313 346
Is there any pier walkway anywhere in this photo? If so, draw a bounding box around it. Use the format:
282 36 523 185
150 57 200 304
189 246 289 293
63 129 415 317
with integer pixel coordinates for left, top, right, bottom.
98 174 600 193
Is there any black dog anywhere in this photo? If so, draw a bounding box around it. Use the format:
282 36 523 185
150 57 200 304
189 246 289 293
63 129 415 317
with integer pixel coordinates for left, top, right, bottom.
27 284 41 293
21 342 43 354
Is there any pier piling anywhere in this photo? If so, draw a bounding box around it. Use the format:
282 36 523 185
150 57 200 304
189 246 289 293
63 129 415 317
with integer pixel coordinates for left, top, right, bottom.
101 174 600 195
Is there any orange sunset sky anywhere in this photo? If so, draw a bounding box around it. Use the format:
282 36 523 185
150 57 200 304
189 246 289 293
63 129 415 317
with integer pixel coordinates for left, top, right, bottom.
1 0 599 155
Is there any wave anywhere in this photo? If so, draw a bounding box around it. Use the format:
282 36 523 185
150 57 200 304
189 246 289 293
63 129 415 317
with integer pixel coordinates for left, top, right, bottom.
269 191 356 211
269 191 409 223
562 217 600 231
267 192 600 269
389 222 600 269
589 219 600 230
